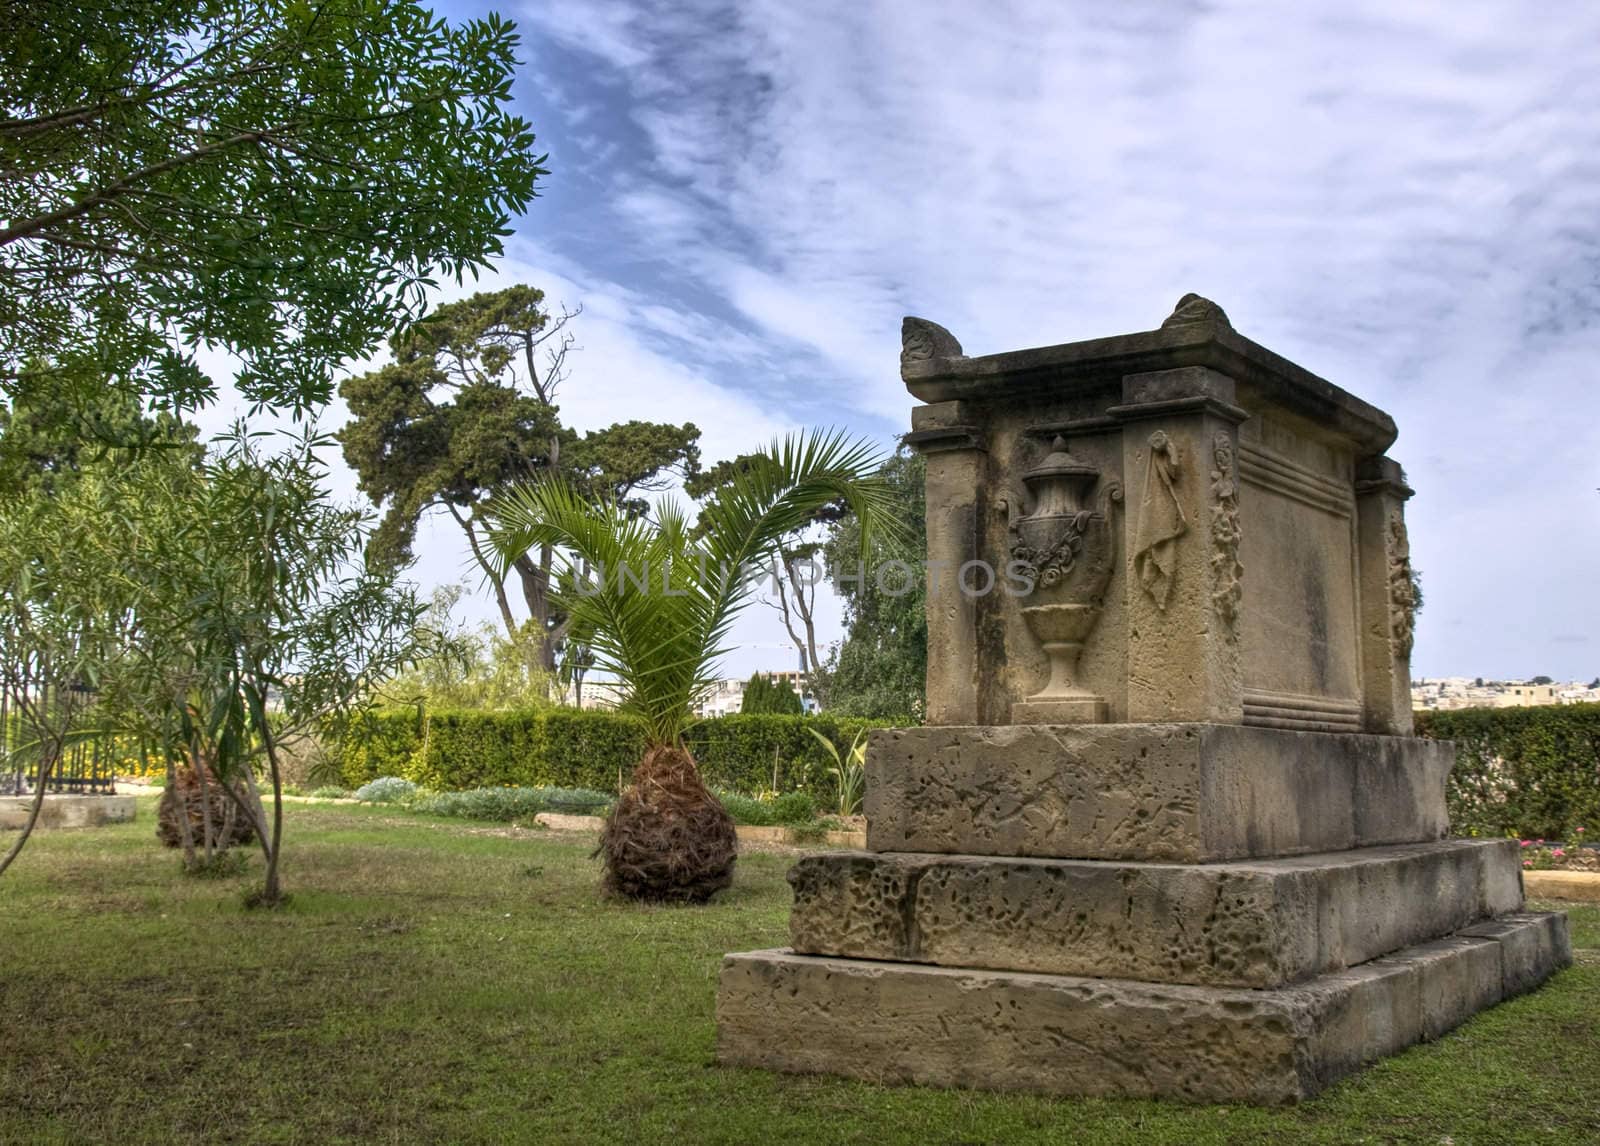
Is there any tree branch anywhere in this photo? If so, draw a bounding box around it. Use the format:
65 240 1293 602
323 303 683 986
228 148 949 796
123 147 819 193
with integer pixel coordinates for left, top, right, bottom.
0 129 270 246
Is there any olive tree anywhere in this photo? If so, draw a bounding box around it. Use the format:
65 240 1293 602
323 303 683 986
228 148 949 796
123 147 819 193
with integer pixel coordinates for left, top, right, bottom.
0 427 437 903
1 0 546 413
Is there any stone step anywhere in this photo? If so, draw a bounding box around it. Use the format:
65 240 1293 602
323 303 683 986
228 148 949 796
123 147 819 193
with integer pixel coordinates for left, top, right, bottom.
789 840 1524 988
865 722 1451 862
717 912 1570 1105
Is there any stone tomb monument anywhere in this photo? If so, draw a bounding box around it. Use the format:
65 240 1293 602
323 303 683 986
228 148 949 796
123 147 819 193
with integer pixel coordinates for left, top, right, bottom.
715 296 1571 1103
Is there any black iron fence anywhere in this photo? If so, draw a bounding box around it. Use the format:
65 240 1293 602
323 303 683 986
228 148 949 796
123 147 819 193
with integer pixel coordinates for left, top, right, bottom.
1 673 117 797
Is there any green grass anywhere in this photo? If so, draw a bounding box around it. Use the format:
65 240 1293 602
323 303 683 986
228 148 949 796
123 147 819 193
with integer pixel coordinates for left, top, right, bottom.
1 800 1597 1145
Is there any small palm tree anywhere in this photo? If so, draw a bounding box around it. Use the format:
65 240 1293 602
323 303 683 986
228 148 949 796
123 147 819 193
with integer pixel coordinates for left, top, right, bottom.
488 430 893 901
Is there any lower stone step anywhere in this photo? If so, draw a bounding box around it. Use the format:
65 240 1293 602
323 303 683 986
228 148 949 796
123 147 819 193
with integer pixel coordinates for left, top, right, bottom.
717 912 1570 1104
789 839 1523 988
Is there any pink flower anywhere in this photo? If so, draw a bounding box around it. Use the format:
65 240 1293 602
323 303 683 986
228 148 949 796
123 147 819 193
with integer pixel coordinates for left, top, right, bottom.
1553 848 1566 858
1520 840 1533 848
1537 838 1546 844
1577 826 1587 834
1523 859 1534 868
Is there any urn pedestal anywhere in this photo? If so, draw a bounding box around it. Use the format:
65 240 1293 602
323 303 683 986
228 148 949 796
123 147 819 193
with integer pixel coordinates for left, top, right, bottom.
716 297 1570 1103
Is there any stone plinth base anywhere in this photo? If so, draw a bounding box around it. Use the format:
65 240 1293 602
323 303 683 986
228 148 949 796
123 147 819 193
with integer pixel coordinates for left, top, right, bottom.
865 723 1451 862
0 794 136 831
787 839 1523 988
717 913 1570 1105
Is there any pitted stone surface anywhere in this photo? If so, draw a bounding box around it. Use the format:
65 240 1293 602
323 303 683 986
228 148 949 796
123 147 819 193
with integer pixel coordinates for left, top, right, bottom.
789 840 1523 987
864 723 1450 861
716 912 1570 1104
1461 912 1574 996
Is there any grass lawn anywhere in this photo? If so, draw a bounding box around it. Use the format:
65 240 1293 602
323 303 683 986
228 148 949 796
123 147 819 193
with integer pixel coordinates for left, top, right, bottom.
2 800 1597 1145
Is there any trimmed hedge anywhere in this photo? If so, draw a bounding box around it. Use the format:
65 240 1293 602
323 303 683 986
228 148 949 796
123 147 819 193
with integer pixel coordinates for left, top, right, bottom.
1418 703 1600 840
332 708 896 798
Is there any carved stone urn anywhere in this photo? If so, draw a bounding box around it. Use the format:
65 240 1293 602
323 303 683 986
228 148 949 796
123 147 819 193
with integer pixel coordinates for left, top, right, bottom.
1007 436 1121 723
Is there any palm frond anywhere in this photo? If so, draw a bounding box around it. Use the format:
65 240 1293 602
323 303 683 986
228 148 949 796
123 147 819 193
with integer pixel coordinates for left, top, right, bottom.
485 429 896 748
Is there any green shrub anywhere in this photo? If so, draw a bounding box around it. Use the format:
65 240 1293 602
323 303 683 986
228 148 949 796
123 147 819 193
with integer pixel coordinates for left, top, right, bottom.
787 820 830 844
712 790 776 826
309 786 351 800
331 708 895 802
333 708 424 786
353 776 417 803
769 790 818 825
533 787 616 813
1418 703 1600 840
408 786 613 822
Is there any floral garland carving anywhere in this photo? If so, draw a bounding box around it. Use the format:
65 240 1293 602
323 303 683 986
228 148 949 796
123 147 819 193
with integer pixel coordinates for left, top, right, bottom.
1011 510 1092 590
1388 511 1417 659
1208 431 1242 635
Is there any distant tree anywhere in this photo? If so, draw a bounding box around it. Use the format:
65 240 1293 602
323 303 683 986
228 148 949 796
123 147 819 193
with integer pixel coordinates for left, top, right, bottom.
1475 677 1485 688
0 362 200 491
740 672 802 715
382 584 554 711
815 449 926 720
0 429 434 900
687 454 846 674
1532 675 1554 686
339 286 700 675
738 672 769 713
1589 677 1599 690
1 0 546 414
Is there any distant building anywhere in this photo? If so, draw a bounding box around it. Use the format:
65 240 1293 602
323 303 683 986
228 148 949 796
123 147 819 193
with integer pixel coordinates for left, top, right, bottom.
562 671 820 716
565 680 625 711
1412 677 1599 711
693 671 816 718
1496 683 1560 708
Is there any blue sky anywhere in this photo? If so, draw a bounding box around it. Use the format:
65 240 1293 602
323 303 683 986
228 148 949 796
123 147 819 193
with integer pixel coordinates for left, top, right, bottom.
217 0 1600 682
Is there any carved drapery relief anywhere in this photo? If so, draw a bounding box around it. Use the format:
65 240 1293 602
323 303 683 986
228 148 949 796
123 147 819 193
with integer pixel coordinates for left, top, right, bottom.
1132 430 1186 610
1208 431 1243 635
1387 510 1416 659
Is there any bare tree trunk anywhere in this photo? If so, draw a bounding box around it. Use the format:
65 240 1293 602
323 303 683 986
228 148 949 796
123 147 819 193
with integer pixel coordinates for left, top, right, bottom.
0 747 51 880
259 732 286 904
214 745 280 904
190 737 216 863
169 745 197 867
768 559 815 675
447 504 519 639
786 556 822 676
513 551 557 674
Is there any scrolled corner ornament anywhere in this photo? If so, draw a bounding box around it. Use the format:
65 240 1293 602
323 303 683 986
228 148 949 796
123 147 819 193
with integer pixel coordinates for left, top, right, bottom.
1387 510 1417 660
900 316 963 372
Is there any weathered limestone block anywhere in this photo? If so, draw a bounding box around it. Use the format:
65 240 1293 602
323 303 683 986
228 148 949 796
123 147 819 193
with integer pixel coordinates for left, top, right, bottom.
0 794 135 831
1461 912 1575 996
901 296 1403 730
716 913 1570 1105
787 840 1524 988
865 723 1451 862
715 298 1573 1106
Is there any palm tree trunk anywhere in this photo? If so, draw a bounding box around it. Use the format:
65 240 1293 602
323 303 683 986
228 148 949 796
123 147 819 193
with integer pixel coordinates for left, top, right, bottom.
599 743 737 902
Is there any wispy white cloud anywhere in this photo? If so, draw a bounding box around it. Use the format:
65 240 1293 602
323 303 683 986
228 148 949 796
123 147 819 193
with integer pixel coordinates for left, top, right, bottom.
516 0 1600 678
